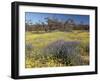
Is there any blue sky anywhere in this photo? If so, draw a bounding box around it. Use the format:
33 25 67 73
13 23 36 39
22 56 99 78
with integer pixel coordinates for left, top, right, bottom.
25 12 89 25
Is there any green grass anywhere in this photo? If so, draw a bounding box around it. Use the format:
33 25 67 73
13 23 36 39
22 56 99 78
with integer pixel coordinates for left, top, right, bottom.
26 30 89 47
25 30 89 68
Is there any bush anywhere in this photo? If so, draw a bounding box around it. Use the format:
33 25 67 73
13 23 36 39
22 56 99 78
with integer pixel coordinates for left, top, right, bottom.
79 43 89 56
25 43 34 57
44 40 84 66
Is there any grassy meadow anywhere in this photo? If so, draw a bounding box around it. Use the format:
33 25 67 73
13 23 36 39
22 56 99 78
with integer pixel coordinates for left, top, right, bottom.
25 30 89 68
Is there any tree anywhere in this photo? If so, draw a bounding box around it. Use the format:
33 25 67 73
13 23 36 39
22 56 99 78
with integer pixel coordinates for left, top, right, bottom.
64 18 76 31
41 22 48 32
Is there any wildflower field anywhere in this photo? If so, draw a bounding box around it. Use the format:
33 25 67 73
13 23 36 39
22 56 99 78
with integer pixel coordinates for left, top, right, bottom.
25 30 89 68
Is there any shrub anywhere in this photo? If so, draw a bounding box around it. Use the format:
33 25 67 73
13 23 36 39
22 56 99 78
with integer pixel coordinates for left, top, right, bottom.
44 40 84 66
26 43 33 51
25 43 34 57
79 43 89 56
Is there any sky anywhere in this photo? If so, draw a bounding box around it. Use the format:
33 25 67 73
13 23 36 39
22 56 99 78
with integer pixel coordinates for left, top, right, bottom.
25 12 89 25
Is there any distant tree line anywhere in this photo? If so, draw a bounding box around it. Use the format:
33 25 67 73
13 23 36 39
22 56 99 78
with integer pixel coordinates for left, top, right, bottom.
25 17 89 32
